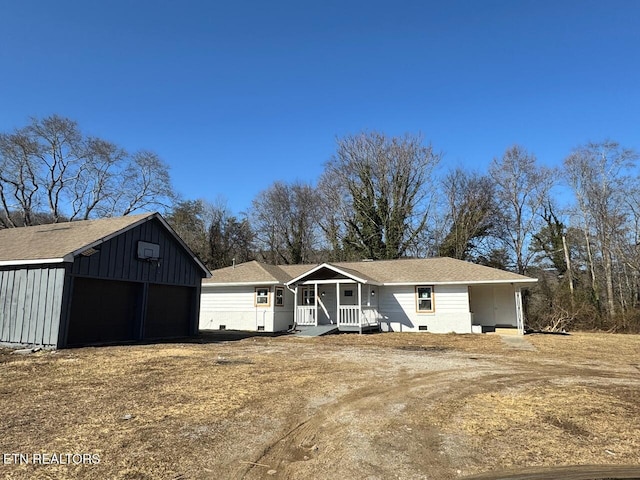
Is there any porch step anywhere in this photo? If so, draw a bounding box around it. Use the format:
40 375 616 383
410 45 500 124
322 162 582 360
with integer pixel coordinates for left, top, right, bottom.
493 327 520 336
294 325 339 337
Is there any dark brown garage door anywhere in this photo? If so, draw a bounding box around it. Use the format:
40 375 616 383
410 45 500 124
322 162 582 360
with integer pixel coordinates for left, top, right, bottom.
144 284 194 339
67 277 140 346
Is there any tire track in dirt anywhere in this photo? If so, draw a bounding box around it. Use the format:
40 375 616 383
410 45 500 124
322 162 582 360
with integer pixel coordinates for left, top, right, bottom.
240 367 526 479
239 354 640 480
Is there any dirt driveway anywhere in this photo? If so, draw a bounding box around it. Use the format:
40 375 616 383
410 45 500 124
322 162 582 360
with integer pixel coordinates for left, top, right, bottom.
1 332 639 479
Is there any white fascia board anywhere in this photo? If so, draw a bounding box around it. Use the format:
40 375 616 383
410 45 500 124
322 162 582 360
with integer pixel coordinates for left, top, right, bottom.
299 279 357 285
382 279 538 286
285 263 327 285
0 258 68 267
201 281 280 288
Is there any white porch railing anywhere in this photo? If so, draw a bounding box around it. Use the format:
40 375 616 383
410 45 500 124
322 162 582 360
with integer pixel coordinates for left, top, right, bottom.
297 306 317 326
295 305 381 328
361 306 382 326
338 306 360 326
338 306 382 327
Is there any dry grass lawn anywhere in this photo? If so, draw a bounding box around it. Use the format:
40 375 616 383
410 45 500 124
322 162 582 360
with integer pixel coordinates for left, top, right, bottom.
1 332 639 479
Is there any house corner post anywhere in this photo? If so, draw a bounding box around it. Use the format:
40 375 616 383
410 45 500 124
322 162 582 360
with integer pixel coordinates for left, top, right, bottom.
336 282 340 326
293 285 298 327
515 287 524 335
314 282 318 326
357 283 362 334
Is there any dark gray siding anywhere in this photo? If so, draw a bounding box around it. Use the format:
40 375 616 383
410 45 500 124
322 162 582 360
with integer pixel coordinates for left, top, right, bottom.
0 266 66 346
2 216 206 348
71 218 200 287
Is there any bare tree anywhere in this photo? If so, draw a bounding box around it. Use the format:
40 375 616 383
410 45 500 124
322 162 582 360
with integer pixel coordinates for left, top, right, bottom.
319 131 441 260
564 140 638 320
438 168 497 260
69 138 127 220
0 115 175 226
113 150 174 216
165 199 209 261
489 145 555 274
26 115 86 223
250 181 320 264
0 131 41 227
206 203 254 269
166 199 254 270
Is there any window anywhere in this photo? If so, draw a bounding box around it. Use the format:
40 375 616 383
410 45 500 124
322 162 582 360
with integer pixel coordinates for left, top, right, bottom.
344 289 353 297
302 286 316 305
275 287 284 307
416 286 434 312
255 287 270 306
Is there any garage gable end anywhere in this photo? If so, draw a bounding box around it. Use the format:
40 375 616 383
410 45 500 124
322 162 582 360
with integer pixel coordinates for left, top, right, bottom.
71 217 204 286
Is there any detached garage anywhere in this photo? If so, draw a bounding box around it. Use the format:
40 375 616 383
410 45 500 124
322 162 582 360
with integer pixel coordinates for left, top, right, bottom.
0 213 210 348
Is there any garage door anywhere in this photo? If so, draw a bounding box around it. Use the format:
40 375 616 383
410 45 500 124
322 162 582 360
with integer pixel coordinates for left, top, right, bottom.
144 284 194 339
67 277 140 346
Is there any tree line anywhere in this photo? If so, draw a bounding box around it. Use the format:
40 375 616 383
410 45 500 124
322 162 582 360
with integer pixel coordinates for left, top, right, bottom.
2 116 639 332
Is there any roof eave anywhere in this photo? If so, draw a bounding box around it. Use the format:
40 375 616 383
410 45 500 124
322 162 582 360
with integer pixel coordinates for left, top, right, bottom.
382 279 538 286
202 281 281 287
0 258 68 267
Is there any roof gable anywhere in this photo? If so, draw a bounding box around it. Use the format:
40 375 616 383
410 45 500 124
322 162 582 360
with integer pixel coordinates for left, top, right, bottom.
285 263 379 286
0 213 210 277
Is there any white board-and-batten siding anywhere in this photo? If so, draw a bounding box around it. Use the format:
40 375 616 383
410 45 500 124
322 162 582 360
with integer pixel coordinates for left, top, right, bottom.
199 285 294 332
0 266 66 346
378 284 472 333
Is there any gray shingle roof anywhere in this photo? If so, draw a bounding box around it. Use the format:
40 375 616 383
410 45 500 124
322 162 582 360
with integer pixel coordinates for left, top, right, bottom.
0 213 211 276
0 214 151 263
332 258 533 284
202 261 291 284
204 257 537 286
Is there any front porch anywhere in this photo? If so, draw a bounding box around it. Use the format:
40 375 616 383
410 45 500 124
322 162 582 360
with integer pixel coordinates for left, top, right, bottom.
295 304 381 333
287 264 382 334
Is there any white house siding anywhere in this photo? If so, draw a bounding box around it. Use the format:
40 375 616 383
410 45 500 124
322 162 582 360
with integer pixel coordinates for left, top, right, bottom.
273 287 295 331
0 266 66 346
378 284 472 333
199 285 295 332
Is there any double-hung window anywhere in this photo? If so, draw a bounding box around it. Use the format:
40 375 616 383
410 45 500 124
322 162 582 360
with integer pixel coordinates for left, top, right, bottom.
302 286 316 305
275 287 284 307
255 287 270 306
416 286 434 313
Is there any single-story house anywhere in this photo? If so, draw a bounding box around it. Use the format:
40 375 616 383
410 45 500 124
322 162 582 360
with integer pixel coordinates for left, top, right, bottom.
0 213 210 348
199 258 538 334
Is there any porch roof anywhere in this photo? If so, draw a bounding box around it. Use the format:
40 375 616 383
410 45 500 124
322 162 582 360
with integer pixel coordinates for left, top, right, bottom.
285 262 379 286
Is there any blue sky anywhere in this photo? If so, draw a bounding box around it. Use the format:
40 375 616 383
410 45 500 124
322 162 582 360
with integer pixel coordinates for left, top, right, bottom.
1 1 638 214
